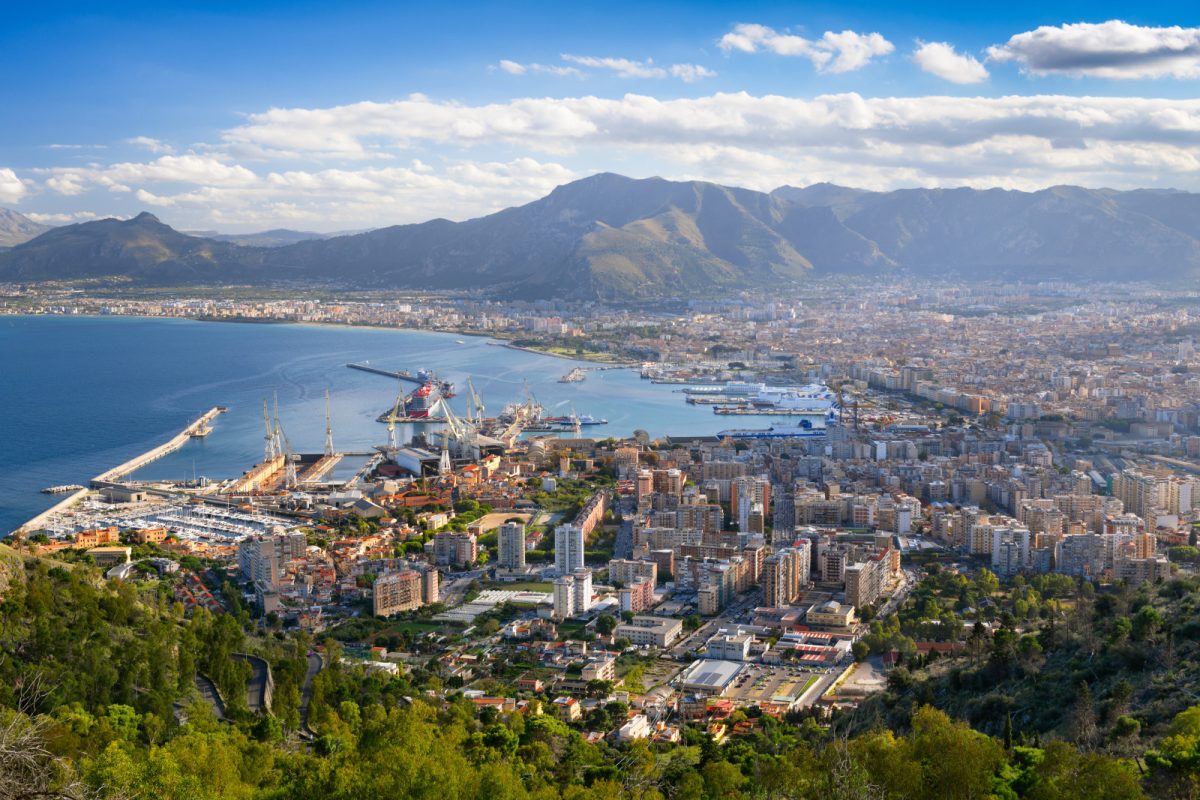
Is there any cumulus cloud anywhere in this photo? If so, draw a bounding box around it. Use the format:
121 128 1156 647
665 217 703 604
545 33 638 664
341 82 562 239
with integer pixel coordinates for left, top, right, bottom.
913 41 989 83
40 154 258 195
22 88 1200 229
0 168 27 203
988 20 1200 79
126 136 176 154
718 23 894 73
669 63 718 82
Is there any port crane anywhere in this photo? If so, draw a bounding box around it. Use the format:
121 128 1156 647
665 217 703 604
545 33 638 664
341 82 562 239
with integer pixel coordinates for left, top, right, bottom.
324 387 335 457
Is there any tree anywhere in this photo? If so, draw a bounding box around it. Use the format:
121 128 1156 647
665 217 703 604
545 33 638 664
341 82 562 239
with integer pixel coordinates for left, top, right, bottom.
596 614 617 636
852 640 870 663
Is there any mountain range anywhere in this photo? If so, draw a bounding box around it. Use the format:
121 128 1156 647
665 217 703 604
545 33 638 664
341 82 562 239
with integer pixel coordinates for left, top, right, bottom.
3 173 1200 298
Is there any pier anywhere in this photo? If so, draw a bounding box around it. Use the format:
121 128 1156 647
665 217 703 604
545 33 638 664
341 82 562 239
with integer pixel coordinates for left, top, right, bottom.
347 362 419 384
93 407 227 485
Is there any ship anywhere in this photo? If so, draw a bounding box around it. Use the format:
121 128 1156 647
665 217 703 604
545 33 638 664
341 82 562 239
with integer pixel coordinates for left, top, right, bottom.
716 416 829 439
683 381 766 396
542 413 607 426
749 384 837 412
404 381 444 419
416 369 455 398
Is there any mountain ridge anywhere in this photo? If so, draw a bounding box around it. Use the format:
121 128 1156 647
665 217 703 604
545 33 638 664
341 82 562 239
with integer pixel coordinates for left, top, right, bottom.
4 173 1200 297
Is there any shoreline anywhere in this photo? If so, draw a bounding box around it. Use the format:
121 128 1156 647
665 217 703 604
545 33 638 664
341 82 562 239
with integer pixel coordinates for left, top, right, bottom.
6 310 638 366
497 341 637 367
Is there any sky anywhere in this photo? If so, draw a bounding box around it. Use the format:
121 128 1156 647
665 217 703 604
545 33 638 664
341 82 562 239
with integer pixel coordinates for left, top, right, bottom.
3 0 1200 232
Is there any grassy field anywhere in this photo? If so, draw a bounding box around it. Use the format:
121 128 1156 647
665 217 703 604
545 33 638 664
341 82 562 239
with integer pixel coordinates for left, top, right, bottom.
486 581 555 592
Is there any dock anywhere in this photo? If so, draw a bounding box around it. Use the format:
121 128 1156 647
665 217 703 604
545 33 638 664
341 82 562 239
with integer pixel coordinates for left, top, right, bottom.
347 362 419 384
93 407 227 485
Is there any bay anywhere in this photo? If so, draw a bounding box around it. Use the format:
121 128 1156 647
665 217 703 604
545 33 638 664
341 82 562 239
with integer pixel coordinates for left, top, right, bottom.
0 315 738 533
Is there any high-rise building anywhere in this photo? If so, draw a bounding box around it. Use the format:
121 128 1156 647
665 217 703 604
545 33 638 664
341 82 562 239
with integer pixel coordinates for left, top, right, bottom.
553 574 576 619
497 522 527 570
573 568 593 613
555 523 585 574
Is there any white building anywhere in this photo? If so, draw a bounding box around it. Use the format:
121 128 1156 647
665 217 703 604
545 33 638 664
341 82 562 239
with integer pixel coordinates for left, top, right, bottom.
497 522 527 571
553 574 576 619
555 523 585 574
572 568 593 614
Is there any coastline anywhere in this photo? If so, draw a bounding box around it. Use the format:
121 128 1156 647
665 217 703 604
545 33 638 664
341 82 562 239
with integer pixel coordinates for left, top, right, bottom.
497 341 637 366
5 309 637 366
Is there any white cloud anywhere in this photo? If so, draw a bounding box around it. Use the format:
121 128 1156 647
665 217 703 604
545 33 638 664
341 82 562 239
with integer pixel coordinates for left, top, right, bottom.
988 20 1200 79
24 88 1200 229
40 154 259 195
126 136 175 154
670 63 718 82
0 168 27 203
558 54 714 81
24 210 100 224
216 91 1200 193
913 41 989 84
88 157 578 229
496 59 584 77
718 23 894 73
562 54 667 78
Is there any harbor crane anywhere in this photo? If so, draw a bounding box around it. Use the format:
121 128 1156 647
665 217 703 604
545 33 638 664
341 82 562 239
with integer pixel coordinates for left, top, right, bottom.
324 387 335 457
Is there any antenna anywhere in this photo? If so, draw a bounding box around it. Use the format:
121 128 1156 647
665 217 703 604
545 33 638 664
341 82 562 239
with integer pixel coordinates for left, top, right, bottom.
324 386 335 457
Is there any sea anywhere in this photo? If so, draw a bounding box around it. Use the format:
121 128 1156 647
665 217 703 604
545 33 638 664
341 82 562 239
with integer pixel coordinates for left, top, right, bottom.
0 314 760 533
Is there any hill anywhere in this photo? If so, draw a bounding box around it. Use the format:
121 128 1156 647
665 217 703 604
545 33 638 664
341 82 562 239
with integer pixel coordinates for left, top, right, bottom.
5 174 1200 296
0 208 52 248
0 211 256 282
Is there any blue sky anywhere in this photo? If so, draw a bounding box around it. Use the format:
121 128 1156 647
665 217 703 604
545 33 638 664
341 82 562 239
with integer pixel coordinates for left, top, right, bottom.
3 0 1200 231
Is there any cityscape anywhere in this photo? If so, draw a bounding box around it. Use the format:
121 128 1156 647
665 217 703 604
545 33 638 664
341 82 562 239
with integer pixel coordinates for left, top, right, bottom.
5 2 1200 799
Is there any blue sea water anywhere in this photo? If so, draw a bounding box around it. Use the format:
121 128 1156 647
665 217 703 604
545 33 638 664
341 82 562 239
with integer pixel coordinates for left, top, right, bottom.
0 315 738 532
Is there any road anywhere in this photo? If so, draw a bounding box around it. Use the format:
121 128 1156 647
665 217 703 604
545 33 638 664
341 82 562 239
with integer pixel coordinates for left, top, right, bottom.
193 673 226 720
299 651 323 733
232 653 272 714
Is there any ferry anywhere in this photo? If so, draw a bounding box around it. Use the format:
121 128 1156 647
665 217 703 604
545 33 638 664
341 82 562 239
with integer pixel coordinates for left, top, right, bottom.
749 384 837 412
542 413 607 426
683 381 767 396
717 417 828 439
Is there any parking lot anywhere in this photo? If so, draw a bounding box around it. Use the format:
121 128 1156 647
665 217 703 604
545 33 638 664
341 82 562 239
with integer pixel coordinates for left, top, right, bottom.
723 663 824 707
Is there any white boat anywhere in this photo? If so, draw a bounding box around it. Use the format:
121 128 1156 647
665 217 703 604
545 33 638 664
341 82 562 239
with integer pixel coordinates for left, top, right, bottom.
717 416 829 439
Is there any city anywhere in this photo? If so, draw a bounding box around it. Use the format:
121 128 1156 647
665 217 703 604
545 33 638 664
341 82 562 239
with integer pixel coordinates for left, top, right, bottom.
5 2 1200 798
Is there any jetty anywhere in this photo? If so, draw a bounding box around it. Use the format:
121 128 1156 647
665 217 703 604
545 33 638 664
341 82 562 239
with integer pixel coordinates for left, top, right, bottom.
559 367 587 383
93 407 227 485
347 362 418 384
